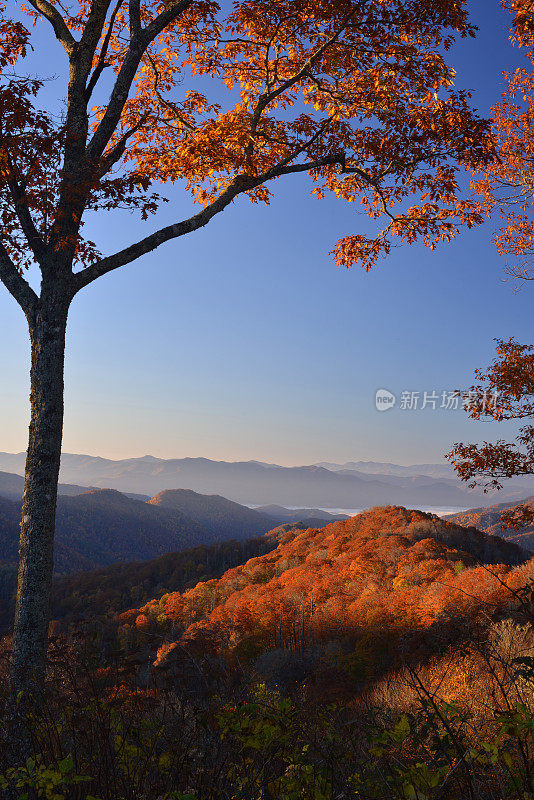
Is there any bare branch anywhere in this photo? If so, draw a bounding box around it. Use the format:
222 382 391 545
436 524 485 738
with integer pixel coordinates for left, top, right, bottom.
263 152 345 180
145 52 195 131
98 115 149 175
85 0 125 101
73 176 252 291
27 0 76 55
0 245 38 316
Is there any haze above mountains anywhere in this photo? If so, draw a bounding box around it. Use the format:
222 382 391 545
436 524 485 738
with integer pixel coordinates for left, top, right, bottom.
1 452 533 508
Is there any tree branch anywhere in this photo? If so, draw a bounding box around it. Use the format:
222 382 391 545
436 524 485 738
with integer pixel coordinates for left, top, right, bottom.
27 0 75 55
0 245 38 316
5 157 48 265
85 0 124 101
245 10 355 163
98 115 149 176
129 0 141 38
74 152 347 293
86 0 194 163
73 176 251 291
262 153 344 181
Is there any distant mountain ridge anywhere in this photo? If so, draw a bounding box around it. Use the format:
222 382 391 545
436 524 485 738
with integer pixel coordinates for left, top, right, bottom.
0 469 148 502
316 460 457 478
0 486 344 630
1 452 526 508
445 497 534 551
254 505 349 527
0 489 211 574
49 505 532 631
0 485 340 573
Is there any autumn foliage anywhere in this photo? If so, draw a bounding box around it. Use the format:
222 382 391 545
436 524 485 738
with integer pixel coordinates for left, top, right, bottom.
448 338 534 530
468 0 534 284
118 506 529 673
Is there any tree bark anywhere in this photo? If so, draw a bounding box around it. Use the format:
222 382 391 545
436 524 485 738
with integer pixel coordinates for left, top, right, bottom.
11 288 70 697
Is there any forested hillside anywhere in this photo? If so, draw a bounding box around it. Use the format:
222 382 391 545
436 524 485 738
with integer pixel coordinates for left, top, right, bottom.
148 489 277 539
447 497 534 549
3 507 534 800
50 533 282 624
118 507 530 686
0 489 292 631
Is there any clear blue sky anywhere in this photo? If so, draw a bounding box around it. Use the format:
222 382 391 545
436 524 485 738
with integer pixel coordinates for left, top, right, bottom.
1 0 532 466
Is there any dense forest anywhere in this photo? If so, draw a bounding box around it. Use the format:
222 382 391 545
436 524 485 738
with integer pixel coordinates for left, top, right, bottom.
49 532 284 626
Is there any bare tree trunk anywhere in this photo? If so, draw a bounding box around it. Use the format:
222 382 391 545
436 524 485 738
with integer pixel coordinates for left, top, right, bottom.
11 290 69 697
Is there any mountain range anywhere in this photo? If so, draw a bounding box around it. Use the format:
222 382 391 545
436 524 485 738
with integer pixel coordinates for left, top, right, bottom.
49 503 532 632
2 452 531 508
125 505 531 689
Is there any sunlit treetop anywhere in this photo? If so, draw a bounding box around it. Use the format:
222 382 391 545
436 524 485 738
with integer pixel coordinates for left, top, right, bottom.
0 0 493 301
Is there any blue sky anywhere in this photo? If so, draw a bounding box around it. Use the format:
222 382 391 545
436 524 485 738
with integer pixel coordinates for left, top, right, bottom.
1 0 532 466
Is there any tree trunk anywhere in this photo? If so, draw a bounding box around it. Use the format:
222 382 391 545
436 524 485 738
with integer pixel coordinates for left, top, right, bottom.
11 293 69 697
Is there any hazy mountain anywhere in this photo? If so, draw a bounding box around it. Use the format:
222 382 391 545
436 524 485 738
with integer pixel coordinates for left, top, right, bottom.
0 471 28 502
0 485 349 587
0 469 94 502
0 469 149 502
148 489 276 540
0 489 210 574
316 460 457 478
0 452 502 508
0 487 321 631
1 487 298 575
318 459 534 487
445 497 534 551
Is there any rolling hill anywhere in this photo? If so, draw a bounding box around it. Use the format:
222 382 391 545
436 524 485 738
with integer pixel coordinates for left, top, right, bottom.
121 505 532 684
0 469 149 502
0 489 209 574
0 487 289 578
0 488 296 631
445 497 534 550
148 489 276 540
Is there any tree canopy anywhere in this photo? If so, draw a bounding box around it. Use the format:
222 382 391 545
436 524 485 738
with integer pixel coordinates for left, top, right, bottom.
0 0 492 308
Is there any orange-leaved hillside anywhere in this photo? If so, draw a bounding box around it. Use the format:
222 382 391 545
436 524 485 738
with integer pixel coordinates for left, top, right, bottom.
119 506 532 664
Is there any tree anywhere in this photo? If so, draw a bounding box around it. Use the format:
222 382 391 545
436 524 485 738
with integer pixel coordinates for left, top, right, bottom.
447 2 534 526
472 0 534 286
0 0 492 697
447 338 534 528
